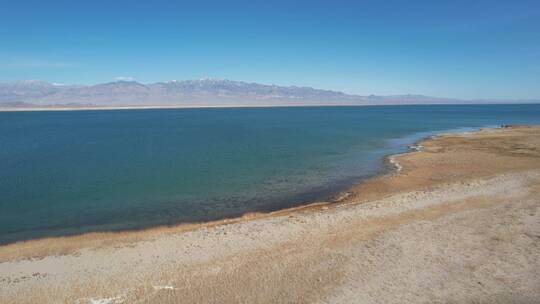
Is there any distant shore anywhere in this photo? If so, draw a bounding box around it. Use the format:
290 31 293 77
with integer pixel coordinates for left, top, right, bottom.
1 104 373 112
2 102 539 113
1 126 540 303
0 104 314 112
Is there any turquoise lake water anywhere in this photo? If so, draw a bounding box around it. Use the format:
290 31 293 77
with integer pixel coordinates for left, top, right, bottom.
1 104 540 244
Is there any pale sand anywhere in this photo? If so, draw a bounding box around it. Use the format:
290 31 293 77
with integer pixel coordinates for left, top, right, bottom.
1 126 539 303
0 104 367 112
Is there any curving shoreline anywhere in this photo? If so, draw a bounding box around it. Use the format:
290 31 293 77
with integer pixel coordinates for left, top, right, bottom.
1 125 540 303
0 126 523 259
0 126 455 258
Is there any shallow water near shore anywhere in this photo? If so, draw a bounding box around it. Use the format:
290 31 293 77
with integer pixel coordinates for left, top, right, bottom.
1 104 540 244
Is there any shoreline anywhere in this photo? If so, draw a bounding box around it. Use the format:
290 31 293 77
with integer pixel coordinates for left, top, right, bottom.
0 125 459 250
2 104 376 112
1 125 539 303
2 102 539 113
0 125 464 247
0 125 507 257
0 104 329 112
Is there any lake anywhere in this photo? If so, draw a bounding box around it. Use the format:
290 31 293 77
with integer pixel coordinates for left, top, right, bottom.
1 104 540 243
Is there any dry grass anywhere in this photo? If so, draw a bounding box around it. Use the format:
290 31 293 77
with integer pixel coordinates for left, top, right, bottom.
4 173 539 303
3 126 539 263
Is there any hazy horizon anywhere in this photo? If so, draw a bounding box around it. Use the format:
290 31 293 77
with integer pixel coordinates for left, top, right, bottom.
8 78 540 102
2 78 540 102
1 1 539 100
2 78 539 109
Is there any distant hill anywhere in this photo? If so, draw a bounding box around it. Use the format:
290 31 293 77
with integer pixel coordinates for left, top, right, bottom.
0 79 537 109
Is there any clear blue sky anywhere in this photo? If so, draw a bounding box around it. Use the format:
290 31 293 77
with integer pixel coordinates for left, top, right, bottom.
1 0 539 99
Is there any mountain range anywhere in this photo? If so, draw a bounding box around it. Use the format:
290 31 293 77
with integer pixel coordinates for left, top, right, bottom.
0 79 537 109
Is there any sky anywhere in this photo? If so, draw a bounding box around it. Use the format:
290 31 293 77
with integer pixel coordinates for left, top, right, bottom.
0 0 539 99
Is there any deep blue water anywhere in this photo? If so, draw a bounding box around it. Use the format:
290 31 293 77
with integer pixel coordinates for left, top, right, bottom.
1 104 540 244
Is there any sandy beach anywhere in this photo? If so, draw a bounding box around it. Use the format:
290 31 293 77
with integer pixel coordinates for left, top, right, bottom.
1 125 539 303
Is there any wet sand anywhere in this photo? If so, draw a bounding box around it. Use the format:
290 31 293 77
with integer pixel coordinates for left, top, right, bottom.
1 126 539 303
